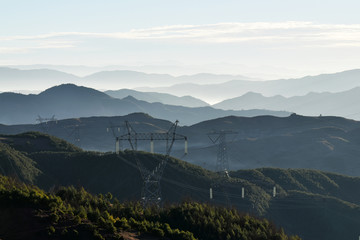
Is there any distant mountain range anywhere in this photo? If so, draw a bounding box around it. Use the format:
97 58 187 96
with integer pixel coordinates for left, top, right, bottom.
212 87 360 120
3 67 360 104
0 84 289 125
8 63 265 79
0 66 254 91
105 89 209 107
137 69 360 102
0 67 78 91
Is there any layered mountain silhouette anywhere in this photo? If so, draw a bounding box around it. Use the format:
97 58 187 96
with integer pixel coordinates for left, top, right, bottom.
105 89 209 107
213 87 360 120
2 113 360 177
85 71 252 88
4 66 360 103
0 67 79 91
137 69 360 102
0 84 289 125
0 66 255 91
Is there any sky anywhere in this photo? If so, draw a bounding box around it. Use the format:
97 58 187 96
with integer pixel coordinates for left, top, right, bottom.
2 0 360 79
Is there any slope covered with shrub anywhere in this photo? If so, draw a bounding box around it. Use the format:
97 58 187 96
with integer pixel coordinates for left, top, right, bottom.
1 132 360 240
0 175 300 240
0 131 82 153
0 142 40 184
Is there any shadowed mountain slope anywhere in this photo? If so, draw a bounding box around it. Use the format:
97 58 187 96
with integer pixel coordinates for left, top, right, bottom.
213 87 360 120
179 115 360 176
105 89 209 107
0 142 40 184
2 113 360 176
0 131 81 184
0 132 359 240
0 84 290 125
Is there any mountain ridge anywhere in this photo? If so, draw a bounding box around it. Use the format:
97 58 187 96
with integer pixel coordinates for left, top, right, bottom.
3 66 360 102
0 66 256 91
212 87 360 120
136 68 360 103
105 88 209 107
0 83 290 125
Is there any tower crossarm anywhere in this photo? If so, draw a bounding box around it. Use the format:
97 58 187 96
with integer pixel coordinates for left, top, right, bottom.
116 120 187 207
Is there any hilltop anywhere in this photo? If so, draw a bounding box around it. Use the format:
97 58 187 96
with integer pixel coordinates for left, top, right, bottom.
0 132 81 184
0 131 82 153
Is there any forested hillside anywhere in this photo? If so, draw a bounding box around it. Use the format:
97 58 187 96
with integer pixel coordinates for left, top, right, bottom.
0 175 300 240
1 132 360 240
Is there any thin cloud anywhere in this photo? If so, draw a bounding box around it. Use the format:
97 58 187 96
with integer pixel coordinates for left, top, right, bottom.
2 22 360 47
0 41 75 54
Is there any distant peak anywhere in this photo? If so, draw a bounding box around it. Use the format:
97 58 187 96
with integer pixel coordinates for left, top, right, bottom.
49 83 77 88
125 112 154 119
121 95 138 101
39 84 109 98
40 83 80 93
241 92 264 98
243 91 263 96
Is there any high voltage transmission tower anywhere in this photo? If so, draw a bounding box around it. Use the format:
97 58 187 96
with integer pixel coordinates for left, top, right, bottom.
67 124 81 146
208 130 238 177
207 130 277 208
36 115 57 134
208 130 238 205
117 120 187 207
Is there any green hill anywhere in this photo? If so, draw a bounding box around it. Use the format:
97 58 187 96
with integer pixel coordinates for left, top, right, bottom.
1 132 360 240
0 131 82 153
0 142 40 184
0 131 81 184
0 174 300 240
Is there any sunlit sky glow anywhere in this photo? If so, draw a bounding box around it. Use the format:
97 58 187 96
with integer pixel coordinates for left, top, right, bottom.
2 0 360 79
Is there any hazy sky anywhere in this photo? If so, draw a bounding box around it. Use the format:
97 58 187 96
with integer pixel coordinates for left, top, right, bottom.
2 0 360 79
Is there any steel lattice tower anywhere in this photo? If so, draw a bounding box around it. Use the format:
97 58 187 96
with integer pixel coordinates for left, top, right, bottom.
208 130 237 206
68 124 81 146
208 130 237 177
36 115 57 134
118 120 187 207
